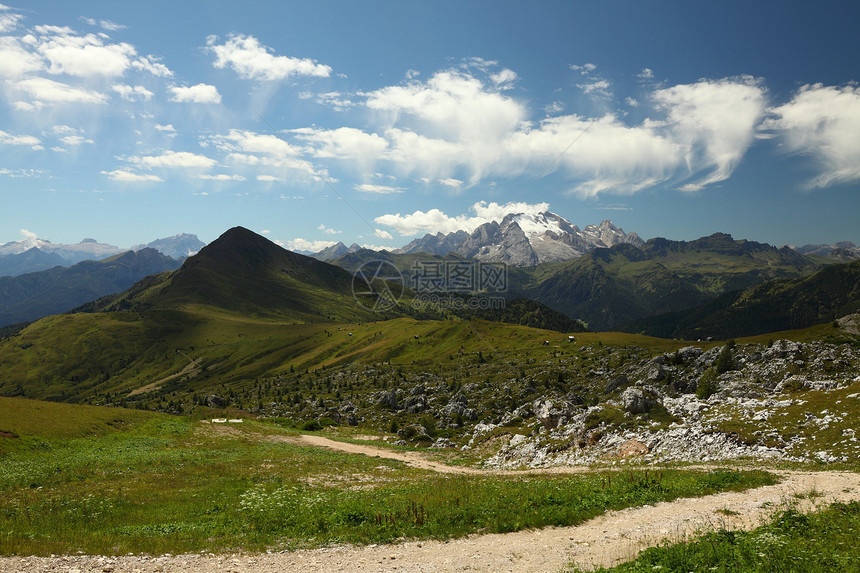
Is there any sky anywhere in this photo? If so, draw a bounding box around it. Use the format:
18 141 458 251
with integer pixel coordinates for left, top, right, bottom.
1 0 859 252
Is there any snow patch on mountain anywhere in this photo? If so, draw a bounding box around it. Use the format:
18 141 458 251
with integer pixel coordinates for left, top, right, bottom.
395 211 643 266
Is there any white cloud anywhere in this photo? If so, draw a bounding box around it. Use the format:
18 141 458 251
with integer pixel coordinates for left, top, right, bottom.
112 84 153 101
374 229 393 240
506 113 682 197
374 200 551 236
155 123 176 133
277 67 769 196
36 30 136 77
472 200 550 220
19 228 39 245
207 34 331 81
101 169 163 182
32 25 72 35
0 11 23 33
59 135 93 146
208 129 328 181
169 83 221 103
0 37 42 76
625 97 639 107
299 69 687 195
578 79 611 96
354 183 404 194
312 91 355 111
318 224 342 235
638 68 655 80
438 177 463 188
763 83 860 189
653 76 767 191
366 70 525 142
570 63 597 75
12 101 42 112
0 129 41 148
258 174 283 182
0 168 46 178
209 129 299 156
490 68 517 88
545 101 565 114
131 55 173 77
285 238 337 252
82 17 123 30
198 173 245 181
293 126 388 163
127 150 216 169
12 77 107 104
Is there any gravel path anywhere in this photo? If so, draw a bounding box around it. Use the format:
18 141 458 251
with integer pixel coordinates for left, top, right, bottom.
3 436 859 573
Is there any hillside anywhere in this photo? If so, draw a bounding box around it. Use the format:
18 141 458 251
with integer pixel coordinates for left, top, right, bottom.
623 259 860 339
520 233 819 330
0 248 181 327
0 227 586 403
87 226 394 324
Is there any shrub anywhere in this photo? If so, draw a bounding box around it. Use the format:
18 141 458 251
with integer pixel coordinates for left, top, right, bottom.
697 367 719 400
301 419 322 432
715 340 735 374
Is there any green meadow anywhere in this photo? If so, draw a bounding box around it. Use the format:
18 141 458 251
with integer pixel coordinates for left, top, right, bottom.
0 397 775 556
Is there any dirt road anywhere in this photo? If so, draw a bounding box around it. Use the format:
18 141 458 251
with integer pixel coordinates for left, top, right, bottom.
4 435 860 573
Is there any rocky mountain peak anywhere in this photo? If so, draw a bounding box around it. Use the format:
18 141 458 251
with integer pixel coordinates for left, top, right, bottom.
394 211 643 266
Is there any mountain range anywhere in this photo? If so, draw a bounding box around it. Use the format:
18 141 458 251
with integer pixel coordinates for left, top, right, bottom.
794 241 860 261
0 248 182 328
623 259 860 340
0 233 205 277
313 213 643 267
515 233 819 331
0 227 585 401
324 232 823 332
0 224 856 408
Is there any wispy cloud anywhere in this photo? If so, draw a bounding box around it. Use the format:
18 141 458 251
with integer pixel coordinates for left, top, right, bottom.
126 150 216 169
763 83 860 189
207 34 332 81
354 184 404 194
101 169 163 182
375 200 550 236
169 83 221 103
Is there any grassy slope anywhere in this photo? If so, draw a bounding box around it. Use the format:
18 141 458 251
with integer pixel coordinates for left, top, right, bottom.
577 502 860 573
0 397 776 555
0 396 159 453
0 307 608 402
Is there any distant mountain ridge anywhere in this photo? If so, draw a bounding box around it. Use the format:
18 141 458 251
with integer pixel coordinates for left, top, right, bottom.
0 248 181 327
0 232 205 277
793 241 860 261
0 236 124 267
623 259 860 339
313 241 363 260
0 248 68 276
518 233 820 331
393 213 643 266
131 233 206 260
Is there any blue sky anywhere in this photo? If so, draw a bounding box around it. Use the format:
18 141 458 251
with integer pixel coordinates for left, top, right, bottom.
1 0 859 251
